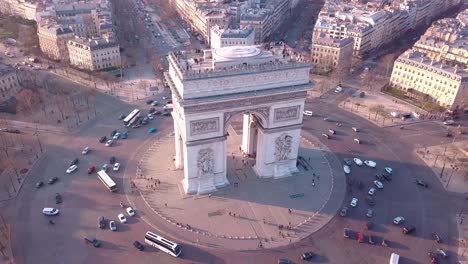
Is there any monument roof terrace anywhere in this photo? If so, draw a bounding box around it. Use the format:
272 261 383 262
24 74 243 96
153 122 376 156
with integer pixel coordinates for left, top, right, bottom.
168 46 310 81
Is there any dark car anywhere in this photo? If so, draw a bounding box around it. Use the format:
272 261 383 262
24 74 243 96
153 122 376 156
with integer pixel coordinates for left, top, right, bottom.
70 158 79 166
415 180 429 188
141 120 148 126
366 220 373 230
153 110 161 115
162 111 171 116
48 177 58 185
278 259 292 264
132 124 140 129
340 207 348 217
36 181 44 188
87 166 95 174
99 136 107 143
431 232 442 243
148 107 156 114
301 252 315 260
133 240 145 251
382 174 392 181
84 238 101 248
109 156 116 164
55 193 62 204
110 130 118 137
365 196 375 206
343 158 352 165
99 217 106 229
375 174 384 181
403 225 416 234
118 114 126 120
146 99 154 105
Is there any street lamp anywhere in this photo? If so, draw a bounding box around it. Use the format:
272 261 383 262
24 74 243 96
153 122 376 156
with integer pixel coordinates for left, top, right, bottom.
33 128 43 153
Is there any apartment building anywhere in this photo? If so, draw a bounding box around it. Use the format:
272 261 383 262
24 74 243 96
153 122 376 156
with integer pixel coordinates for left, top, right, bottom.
389 50 467 109
311 35 354 71
67 37 120 71
37 23 74 61
0 0 38 20
210 26 255 49
0 64 20 103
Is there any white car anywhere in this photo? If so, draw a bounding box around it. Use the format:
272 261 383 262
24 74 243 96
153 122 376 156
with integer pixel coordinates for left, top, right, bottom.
126 207 136 216
113 163 120 171
350 198 358 207
335 86 343 93
354 138 361 144
42 208 59 216
109 220 117 231
343 165 351 175
368 188 376 196
147 114 154 120
393 216 405 225
66 164 78 174
105 139 114 147
118 213 127 223
113 132 120 140
374 180 384 189
82 147 90 155
353 158 363 166
364 160 377 168
385 167 393 174
303 110 313 116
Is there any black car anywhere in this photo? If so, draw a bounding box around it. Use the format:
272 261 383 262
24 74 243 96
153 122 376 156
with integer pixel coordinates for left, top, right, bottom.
343 158 352 165
375 174 384 181
110 130 118 137
340 207 348 217
148 108 156 114
162 111 171 116
36 181 44 188
301 252 315 260
141 120 148 125
382 174 392 181
84 238 101 248
403 225 416 234
109 156 116 164
99 136 107 143
118 114 126 120
146 99 154 105
131 124 140 129
415 180 429 188
133 240 145 251
99 217 106 229
55 193 62 204
365 196 375 206
431 232 442 243
48 177 58 185
70 158 79 166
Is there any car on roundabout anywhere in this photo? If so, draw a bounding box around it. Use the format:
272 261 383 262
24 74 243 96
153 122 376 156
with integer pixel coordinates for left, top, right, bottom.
350 198 358 207
36 181 44 188
82 147 90 155
374 180 384 189
87 166 96 174
354 138 361 144
303 110 313 116
340 207 348 217
353 158 363 166
84 238 101 248
393 216 405 225
364 160 377 168
42 208 59 216
66 165 77 174
48 177 58 185
301 252 315 261
105 139 114 147
415 180 429 188
133 240 144 251
343 165 351 174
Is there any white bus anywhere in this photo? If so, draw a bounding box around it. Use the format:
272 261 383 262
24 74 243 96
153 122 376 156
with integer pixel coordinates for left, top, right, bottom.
144 231 181 257
389 253 399 264
123 109 140 127
97 170 117 192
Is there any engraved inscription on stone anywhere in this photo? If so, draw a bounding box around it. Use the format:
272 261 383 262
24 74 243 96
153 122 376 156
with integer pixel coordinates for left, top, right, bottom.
190 117 219 136
274 106 300 123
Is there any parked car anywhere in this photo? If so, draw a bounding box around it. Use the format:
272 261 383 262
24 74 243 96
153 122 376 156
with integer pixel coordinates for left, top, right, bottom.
354 138 361 144
352 127 358 132
343 165 351 174
350 198 358 207
110 130 118 137
153 110 161 115
118 114 126 120
105 139 114 147
148 107 156 114
151 100 159 106
343 228 350 238
82 147 90 155
357 232 364 243
66 165 78 174
99 216 106 229
147 114 154 120
48 177 58 185
328 129 336 134
303 110 313 116
109 220 117 231
55 193 62 204
84 238 101 248
353 158 363 166
393 216 405 225
109 156 116 164
301 252 315 260
340 207 348 217
70 158 79 166
403 225 416 234
278 259 293 264
436 248 447 258
343 158 352 165
148 127 157 133
322 133 330 139
415 180 429 188
101 164 109 172
42 208 59 216
375 174 384 181
368 188 376 196
99 136 107 143
126 207 136 216
146 99 154 105
87 166 96 174
364 160 376 168
121 132 128 139
118 213 127 223
133 240 144 251
366 208 374 218
373 180 383 189
385 167 393 174
382 174 392 181
162 111 171 116
113 163 120 171
113 132 120 140
36 181 44 188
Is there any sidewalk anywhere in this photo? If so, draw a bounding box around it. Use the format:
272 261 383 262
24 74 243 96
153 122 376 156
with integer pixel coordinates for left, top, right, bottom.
457 214 468 264
130 129 345 250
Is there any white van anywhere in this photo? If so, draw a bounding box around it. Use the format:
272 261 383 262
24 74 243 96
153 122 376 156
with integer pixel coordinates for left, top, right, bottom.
389 253 399 264
163 104 173 110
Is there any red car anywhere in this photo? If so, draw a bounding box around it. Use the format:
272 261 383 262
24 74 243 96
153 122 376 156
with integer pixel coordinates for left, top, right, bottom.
357 232 364 243
87 166 96 174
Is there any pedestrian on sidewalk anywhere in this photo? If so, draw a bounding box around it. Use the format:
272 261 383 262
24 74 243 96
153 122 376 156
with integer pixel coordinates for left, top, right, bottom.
288 208 292 214
164 203 167 207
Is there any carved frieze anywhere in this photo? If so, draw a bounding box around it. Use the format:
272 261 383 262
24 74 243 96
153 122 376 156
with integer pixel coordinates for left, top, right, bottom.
273 105 300 123
197 148 214 177
274 134 293 161
190 117 219 136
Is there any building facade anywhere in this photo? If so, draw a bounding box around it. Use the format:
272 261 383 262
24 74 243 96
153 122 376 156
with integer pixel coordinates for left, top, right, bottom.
389 50 467 109
210 26 255 49
67 37 120 71
37 23 74 61
311 36 354 71
0 64 20 103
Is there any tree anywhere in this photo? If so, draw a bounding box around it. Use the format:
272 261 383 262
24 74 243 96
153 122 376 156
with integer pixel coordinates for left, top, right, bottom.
15 89 41 118
369 104 386 121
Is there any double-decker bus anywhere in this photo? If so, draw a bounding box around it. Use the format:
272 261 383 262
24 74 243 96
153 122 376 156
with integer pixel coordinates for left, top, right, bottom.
123 109 140 127
97 170 117 192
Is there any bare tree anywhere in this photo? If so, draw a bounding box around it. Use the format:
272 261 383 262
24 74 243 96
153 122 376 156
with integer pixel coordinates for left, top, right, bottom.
15 89 41 119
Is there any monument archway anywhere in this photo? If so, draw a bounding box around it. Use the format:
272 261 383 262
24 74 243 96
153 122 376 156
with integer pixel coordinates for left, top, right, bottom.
165 46 312 194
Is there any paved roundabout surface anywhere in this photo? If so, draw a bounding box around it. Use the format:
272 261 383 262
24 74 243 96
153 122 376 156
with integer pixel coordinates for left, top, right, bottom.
9 90 464 264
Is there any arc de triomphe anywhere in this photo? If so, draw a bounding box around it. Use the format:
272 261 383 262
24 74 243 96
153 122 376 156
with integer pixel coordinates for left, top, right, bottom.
164 46 312 194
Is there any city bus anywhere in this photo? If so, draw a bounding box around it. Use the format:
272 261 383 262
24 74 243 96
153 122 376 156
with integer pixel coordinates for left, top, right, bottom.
144 231 182 257
123 109 140 127
97 170 117 192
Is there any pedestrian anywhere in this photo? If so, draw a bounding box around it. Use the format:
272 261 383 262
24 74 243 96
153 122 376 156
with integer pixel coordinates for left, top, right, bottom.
288 208 292 214
165 203 167 207
263 218 266 224
208 194 212 198
308 157 311 162
229 211 232 216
